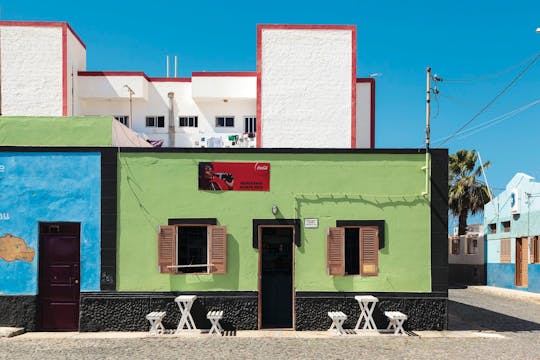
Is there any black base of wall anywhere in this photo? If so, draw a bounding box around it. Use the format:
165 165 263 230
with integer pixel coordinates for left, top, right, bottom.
296 293 447 330
0 296 37 331
449 264 486 286
80 291 447 332
80 292 258 332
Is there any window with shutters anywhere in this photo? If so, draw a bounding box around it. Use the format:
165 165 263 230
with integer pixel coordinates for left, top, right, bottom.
466 237 478 255
500 238 511 263
327 225 380 276
531 236 539 264
157 223 226 274
451 236 460 255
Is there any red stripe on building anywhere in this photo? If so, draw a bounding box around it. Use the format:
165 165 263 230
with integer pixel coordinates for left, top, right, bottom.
351 27 357 148
192 72 256 77
62 24 68 116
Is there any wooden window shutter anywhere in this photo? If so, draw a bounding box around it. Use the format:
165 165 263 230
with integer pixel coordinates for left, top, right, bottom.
327 227 345 276
360 226 379 276
208 225 227 274
500 238 511 263
531 236 539 264
158 225 176 274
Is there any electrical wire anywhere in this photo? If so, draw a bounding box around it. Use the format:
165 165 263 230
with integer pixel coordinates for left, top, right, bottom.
433 99 540 144
443 53 538 83
436 53 540 147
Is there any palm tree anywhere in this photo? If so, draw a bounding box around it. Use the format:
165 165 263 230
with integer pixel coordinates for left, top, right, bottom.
448 149 492 235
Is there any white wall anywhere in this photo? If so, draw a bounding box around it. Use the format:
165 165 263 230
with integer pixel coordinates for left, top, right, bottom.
260 28 354 148
79 78 256 147
0 25 63 115
192 75 256 100
78 75 148 100
449 234 485 265
66 28 86 116
356 81 373 148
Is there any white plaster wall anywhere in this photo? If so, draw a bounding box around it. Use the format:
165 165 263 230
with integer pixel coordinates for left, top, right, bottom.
356 82 373 148
79 79 256 147
192 76 256 100
66 29 86 116
260 29 353 148
448 235 485 265
0 26 63 115
78 75 148 100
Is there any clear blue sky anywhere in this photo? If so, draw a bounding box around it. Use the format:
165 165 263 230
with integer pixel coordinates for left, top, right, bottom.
4 0 540 228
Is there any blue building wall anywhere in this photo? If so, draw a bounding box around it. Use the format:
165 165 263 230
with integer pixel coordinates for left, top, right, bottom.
484 173 540 293
0 152 101 295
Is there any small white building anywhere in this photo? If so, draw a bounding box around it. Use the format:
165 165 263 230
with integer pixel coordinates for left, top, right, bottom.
448 224 485 285
0 22 375 148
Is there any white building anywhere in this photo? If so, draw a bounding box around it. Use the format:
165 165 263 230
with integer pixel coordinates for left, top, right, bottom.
0 21 375 148
448 224 485 285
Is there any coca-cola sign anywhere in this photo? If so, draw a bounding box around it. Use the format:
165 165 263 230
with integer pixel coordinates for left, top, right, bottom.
198 162 270 191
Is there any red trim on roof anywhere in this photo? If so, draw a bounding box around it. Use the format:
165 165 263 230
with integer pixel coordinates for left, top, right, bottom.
78 71 151 82
356 78 376 148
192 72 256 77
257 24 356 31
256 26 263 148
350 28 357 148
0 21 86 49
62 25 68 116
65 23 86 49
150 77 192 82
0 20 66 27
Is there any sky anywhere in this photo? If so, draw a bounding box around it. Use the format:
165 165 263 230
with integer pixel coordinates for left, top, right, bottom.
3 0 540 228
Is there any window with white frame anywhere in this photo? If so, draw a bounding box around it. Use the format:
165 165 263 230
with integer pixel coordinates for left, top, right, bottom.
114 115 129 127
146 116 165 128
216 116 235 128
179 116 198 128
466 236 479 255
244 116 256 133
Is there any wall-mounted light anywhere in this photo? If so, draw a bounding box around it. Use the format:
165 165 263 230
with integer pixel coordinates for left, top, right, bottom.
272 205 278 215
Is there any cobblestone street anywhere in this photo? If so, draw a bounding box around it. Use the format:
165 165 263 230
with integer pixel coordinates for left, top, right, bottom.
1 287 539 360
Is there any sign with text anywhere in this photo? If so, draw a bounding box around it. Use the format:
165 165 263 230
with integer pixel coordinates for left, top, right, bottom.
198 162 270 191
304 218 319 229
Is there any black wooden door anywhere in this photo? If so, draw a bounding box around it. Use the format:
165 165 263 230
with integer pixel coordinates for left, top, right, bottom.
38 222 80 331
260 227 293 328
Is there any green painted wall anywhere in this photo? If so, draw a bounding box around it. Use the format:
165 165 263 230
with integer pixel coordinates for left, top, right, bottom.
117 152 432 293
0 116 112 146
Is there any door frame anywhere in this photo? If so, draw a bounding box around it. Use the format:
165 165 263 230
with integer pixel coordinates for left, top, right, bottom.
257 224 296 330
38 221 81 331
515 237 528 287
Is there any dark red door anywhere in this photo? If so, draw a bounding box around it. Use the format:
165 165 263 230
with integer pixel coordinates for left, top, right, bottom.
38 222 80 331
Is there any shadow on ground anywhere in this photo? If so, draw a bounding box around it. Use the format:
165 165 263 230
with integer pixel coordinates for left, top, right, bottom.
448 300 540 332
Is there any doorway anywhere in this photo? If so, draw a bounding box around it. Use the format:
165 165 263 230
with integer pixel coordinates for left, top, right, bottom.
38 222 81 331
258 226 294 329
515 237 528 287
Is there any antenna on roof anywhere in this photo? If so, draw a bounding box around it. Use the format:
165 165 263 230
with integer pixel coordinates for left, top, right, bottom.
174 56 178 78
166 56 170 78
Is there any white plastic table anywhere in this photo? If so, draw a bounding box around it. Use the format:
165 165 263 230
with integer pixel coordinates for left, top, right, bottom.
175 295 197 332
354 295 379 330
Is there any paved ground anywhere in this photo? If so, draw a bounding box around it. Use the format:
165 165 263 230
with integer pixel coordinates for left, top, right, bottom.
1 286 539 359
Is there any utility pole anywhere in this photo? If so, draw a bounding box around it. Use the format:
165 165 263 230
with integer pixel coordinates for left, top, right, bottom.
124 85 135 128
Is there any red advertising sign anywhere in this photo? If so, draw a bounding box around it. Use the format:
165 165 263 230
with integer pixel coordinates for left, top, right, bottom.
198 162 270 191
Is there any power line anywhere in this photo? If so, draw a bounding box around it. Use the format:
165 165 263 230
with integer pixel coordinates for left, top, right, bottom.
427 98 540 146
436 52 540 147
443 53 538 83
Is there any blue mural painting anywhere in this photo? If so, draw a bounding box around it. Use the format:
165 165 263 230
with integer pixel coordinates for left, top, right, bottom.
0 152 101 295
